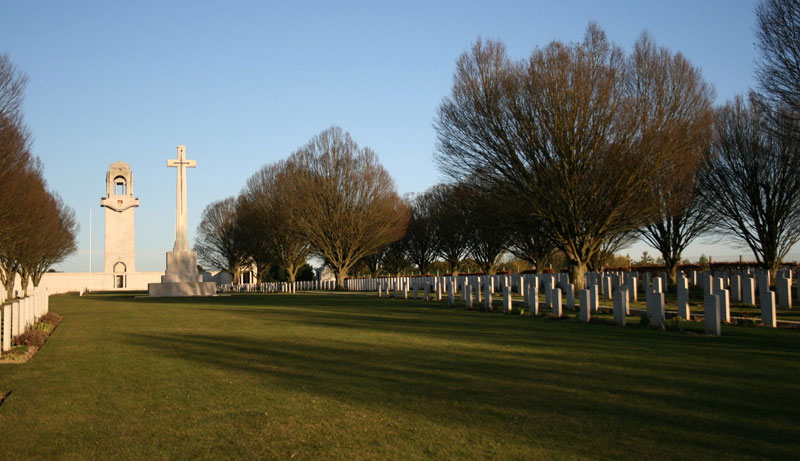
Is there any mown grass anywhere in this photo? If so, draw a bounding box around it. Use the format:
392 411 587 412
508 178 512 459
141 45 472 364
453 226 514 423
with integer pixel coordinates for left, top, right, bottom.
0 292 798 459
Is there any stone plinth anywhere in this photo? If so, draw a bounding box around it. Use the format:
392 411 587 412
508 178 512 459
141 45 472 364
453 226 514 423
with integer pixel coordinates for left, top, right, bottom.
161 251 201 283
148 250 216 297
148 281 217 297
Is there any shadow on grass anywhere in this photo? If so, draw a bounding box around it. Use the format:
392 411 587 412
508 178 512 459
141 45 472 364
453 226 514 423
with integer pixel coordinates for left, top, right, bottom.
121 330 797 458
84 291 800 352
33 292 800 458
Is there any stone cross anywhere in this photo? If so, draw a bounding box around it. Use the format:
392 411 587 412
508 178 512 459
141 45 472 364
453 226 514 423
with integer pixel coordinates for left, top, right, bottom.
167 145 196 252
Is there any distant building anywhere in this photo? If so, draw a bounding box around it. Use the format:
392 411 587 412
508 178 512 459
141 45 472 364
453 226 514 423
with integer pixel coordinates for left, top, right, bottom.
316 265 336 282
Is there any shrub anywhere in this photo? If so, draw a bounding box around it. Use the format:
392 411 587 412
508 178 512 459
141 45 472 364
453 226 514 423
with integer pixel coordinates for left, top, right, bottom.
14 329 47 347
41 312 62 324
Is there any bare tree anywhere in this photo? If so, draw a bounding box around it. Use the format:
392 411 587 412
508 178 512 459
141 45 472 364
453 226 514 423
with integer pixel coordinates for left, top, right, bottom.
0 54 27 124
359 246 389 277
429 183 471 275
507 223 556 271
700 94 800 277
194 197 248 283
630 32 716 283
435 25 698 288
241 161 312 283
382 239 411 276
234 196 272 282
0 116 32 248
18 192 78 295
288 127 409 288
0 160 46 298
0 55 32 248
487 177 558 271
401 191 438 274
461 179 511 275
0 54 77 297
756 0 800 118
589 231 637 272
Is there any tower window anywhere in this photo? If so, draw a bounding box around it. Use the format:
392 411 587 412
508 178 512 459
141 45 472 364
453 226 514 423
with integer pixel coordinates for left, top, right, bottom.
113 176 127 195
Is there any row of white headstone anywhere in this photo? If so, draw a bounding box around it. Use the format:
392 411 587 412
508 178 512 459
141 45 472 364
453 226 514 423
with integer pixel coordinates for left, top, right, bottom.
362 269 788 336
1 287 50 352
218 279 337 293
586 267 795 307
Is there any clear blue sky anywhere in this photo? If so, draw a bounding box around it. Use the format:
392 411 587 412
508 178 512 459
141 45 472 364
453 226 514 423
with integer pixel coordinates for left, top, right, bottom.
0 0 768 272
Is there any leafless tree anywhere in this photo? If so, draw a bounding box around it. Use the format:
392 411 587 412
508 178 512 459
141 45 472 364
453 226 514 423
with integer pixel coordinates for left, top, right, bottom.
700 94 800 278
756 0 800 118
0 55 32 248
0 160 46 298
589 231 637 272
194 197 248 283
0 54 27 125
0 54 77 297
428 183 471 275
234 196 272 282
507 222 556 271
461 179 511 275
240 161 312 283
0 116 32 247
401 191 438 274
17 192 78 295
435 25 703 289
288 127 409 288
487 177 558 271
630 33 716 283
382 239 412 276
358 246 389 277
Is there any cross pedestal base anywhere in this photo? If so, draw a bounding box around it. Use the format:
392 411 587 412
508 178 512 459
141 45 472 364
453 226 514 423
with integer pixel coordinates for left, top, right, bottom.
148 250 217 297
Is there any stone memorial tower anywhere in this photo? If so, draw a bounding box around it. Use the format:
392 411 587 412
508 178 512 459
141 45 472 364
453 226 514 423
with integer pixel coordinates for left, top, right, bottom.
100 161 140 289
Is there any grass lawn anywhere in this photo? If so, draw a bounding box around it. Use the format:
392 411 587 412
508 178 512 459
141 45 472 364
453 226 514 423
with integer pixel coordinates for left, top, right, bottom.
1 292 799 459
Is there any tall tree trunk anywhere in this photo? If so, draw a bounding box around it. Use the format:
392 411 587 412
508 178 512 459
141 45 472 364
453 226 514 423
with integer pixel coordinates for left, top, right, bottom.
448 259 460 276
3 272 15 299
768 260 780 286
335 268 348 290
287 263 297 284
259 264 268 283
663 254 680 286
32 271 44 288
569 261 587 291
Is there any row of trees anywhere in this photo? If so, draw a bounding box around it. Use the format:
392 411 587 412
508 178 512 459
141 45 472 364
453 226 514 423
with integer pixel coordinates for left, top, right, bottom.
434 0 800 288
195 127 408 288
0 54 78 298
194 131 580 288
196 0 800 290
434 24 715 289
356 182 563 279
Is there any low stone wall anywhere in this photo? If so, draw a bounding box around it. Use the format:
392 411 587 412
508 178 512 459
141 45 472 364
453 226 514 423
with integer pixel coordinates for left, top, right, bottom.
22 270 233 295
37 272 163 294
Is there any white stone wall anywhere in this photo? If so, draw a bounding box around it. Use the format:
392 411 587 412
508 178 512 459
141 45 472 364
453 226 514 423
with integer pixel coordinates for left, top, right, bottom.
37 271 163 294
17 270 233 295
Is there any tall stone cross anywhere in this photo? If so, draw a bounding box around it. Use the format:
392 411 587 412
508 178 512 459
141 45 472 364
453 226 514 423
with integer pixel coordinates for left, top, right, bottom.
167 145 196 252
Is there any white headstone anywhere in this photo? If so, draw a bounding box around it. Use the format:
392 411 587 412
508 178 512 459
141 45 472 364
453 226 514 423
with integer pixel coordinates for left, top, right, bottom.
579 289 590 323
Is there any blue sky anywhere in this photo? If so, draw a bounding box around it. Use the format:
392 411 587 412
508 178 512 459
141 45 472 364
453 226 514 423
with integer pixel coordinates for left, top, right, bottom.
0 0 768 272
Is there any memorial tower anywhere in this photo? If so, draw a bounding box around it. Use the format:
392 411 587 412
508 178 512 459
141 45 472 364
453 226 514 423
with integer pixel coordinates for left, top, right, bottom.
100 161 140 288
